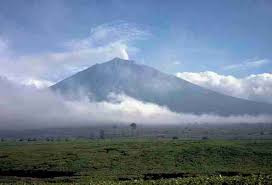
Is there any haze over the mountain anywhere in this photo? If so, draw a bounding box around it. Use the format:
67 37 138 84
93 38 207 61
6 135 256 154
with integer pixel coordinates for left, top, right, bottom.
51 58 272 116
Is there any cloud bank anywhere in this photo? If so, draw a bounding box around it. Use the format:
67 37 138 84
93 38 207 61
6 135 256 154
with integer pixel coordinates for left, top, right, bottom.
176 71 272 103
0 77 271 130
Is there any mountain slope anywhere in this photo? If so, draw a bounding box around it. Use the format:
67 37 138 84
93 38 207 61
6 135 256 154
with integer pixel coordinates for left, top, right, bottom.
51 58 272 116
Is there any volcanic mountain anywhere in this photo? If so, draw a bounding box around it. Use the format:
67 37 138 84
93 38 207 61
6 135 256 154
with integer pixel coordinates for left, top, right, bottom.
51 58 272 116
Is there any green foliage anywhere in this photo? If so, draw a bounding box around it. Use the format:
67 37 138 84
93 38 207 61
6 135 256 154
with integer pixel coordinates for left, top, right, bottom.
0 175 271 185
0 139 271 184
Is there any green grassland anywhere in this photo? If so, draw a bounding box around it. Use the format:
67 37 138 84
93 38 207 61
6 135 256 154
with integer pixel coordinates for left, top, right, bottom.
0 139 271 184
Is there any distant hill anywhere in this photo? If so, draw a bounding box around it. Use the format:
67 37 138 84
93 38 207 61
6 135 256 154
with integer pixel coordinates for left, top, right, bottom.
51 58 272 116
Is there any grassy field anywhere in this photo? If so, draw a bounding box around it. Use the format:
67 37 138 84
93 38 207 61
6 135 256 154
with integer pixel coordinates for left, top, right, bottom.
0 139 271 184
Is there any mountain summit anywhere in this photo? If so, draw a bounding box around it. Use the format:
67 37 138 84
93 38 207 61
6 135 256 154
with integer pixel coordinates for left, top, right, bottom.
51 58 272 116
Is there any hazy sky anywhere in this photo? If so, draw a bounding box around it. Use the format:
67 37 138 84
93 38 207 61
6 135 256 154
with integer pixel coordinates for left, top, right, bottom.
0 0 271 101
0 0 272 129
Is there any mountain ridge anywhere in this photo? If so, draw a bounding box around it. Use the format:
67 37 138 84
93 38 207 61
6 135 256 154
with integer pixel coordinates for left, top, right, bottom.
51 58 272 116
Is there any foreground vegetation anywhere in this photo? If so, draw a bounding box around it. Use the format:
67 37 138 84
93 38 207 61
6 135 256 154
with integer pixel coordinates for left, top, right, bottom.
0 175 271 185
0 139 271 184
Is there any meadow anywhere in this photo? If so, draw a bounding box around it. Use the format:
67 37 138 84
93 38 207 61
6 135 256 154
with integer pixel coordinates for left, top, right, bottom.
0 139 271 184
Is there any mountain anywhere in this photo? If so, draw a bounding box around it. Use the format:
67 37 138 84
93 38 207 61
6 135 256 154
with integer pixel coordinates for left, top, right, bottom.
51 58 272 116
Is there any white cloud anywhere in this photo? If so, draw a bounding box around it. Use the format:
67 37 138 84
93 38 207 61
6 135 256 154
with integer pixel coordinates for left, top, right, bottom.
0 21 149 87
224 59 270 70
66 21 149 50
0 77 271 130
172 60 181 65
0 37 8 53
176 71 272 103
21 78 54 89
63 21 150 61
248 59 270 67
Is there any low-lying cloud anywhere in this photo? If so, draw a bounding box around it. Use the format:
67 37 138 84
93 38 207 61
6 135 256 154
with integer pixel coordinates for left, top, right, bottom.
0 77 271 130
177 71 272 103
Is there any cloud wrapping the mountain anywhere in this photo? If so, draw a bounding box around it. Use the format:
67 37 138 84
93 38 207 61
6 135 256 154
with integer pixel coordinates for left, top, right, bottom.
176 71 272 103
0 77 271 130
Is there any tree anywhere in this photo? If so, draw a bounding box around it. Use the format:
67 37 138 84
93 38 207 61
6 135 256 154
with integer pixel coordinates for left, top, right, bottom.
130 123 137 130
130 123 137 137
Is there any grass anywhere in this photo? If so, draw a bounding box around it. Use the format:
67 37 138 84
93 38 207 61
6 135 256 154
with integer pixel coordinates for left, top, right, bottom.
0 139 271 184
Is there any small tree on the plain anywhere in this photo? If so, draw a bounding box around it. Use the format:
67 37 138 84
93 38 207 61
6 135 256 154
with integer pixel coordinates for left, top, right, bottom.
45 137 51 142
130 123 137 129
130 123 137 137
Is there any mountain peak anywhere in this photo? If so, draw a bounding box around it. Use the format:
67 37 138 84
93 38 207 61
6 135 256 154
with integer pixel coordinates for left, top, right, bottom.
51 58 272 116
110 57 135 63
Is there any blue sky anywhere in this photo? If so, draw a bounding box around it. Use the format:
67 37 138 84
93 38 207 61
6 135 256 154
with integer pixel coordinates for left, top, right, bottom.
0 0 271 84
1 0 272 127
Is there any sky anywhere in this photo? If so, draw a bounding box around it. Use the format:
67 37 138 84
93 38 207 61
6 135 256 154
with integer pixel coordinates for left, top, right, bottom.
0 0 272 129
0 1 271 97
